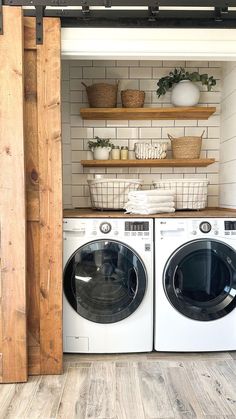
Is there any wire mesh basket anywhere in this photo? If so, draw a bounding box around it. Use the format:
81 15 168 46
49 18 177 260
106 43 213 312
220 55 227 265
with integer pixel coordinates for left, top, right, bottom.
152 179 209 210
88 178 143 210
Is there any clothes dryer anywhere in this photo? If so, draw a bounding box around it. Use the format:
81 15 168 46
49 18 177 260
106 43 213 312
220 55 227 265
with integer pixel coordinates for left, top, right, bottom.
155 218 236 351
63 218 153 353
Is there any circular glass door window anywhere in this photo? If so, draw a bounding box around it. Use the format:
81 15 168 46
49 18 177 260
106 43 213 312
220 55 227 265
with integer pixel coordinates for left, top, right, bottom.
164 239 236 321
64 239 147 324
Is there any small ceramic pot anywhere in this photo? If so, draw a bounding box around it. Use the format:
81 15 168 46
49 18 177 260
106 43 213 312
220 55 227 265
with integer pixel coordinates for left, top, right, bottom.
92 147 111 160
171 80 200 107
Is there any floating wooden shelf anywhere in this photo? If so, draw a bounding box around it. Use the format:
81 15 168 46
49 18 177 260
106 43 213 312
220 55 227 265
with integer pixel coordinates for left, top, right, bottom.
81 158 215 168
80 106 216 120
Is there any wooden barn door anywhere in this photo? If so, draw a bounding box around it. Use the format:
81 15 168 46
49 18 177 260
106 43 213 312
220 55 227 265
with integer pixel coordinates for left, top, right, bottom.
0 7 27 383
24 17 63 375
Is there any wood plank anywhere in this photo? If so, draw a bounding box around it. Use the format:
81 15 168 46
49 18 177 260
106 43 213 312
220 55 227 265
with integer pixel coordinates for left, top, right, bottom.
80 106 216 120
63 208 236 219
37 18 63 375
28 346 40 376
85 362 115 419
137 362 174 418
24 48 39 222
24 17 36 50
56 366 91 419
3 376 41 419
184 361 235 416
24 374 66 418
81 158 215 168
27 222 40 349
161 365 204 418
0 6 27 383
116 363 145 419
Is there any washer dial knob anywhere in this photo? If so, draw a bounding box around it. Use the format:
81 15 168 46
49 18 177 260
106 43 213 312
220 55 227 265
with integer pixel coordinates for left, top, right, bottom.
100 222 112 234
199 221 212 233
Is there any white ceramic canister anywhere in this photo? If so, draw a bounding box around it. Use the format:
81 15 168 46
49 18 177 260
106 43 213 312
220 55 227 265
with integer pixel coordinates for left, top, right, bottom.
171 80 200 107
93 147 111 160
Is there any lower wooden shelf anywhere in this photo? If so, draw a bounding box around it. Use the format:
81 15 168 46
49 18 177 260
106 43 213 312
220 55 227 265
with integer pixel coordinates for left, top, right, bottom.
80 158 215 168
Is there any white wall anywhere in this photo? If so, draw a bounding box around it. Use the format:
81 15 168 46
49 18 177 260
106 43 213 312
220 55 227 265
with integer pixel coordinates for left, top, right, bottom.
220 62 236 209
62 59 221 209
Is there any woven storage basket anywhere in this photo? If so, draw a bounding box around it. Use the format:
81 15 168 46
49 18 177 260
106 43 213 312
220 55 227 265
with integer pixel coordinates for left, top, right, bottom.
88 178 142 210
168 131 204 159
153 178 209 210
82 82 118 108
121 89 145 108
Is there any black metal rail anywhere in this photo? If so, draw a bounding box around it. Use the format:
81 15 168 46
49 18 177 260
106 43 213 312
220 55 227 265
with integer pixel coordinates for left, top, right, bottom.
1 1 236 44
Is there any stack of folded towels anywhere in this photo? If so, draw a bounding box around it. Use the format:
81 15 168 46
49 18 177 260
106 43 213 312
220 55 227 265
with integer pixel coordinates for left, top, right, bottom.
124 189 175 215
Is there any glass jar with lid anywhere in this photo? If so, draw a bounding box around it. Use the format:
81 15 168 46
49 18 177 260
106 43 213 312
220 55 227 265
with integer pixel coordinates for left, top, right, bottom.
120 146 129 160
111 146 120 160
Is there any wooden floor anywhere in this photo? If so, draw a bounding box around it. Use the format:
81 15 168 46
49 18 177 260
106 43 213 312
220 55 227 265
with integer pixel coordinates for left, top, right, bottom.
1 352 236 419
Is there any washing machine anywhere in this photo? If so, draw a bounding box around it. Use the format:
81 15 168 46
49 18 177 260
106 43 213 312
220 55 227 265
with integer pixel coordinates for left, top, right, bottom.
63 217 153 353
155 218 236 352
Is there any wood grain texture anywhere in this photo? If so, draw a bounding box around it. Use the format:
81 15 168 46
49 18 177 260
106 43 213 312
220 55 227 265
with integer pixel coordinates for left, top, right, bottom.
56 366 91 419
80 106 216 120
80 158 215 168
137 362 174 419
0 354 235 418
0 6 27 383
63 208 236 219
24 17 62 376
37 18 62 375
24 48 39 222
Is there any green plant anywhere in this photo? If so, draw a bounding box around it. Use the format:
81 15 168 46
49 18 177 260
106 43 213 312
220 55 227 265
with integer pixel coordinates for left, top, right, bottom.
156 67 216 97
88 136 113 149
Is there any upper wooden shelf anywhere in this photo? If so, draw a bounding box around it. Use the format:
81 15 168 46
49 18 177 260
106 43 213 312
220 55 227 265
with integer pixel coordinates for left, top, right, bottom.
80 106 216 120
81 158 215 168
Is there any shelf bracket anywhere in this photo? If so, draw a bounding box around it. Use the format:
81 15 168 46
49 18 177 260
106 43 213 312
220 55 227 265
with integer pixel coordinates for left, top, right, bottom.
35 5 45 44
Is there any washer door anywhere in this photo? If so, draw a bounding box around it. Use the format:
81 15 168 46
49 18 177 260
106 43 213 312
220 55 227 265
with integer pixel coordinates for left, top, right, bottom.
164 239 236 321
64 239 147 324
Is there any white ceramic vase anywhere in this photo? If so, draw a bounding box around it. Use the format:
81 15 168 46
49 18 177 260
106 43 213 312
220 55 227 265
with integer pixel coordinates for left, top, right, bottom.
171 80 200 107
93 147 111 160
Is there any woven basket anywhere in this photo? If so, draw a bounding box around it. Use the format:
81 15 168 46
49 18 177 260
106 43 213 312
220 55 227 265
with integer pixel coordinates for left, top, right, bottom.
82 82 118 108
168 131 204 159
121 90 145 108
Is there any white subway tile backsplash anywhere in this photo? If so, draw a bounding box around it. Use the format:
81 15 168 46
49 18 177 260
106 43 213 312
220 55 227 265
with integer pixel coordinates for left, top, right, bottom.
83 67 105 78
117 128 139 139
62 59 222 209
130 67 152 79
139 128 161 138
62 61 70 80
94 128 116 138
62 124 71 144
106 67 128 79
63 145 71 165
70 67 82 78
71 127 93 139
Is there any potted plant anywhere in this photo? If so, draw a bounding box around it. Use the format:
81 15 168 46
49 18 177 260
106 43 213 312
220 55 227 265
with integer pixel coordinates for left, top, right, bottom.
88 136 114 160
156 67 216 107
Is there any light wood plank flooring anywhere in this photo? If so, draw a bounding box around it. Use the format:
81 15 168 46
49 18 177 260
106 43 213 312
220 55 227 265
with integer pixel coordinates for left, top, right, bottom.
1 352 236 419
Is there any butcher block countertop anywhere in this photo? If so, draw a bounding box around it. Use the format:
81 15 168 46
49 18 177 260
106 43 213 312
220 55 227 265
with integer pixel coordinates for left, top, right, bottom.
63 208 236 219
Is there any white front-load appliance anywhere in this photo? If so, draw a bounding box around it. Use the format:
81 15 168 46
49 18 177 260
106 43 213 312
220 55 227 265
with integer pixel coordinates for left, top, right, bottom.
63 217 153 353
155 218 236 352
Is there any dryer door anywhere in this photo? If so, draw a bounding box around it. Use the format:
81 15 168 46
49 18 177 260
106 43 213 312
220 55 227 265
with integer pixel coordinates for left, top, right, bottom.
64 239 147 324
164 239 236 321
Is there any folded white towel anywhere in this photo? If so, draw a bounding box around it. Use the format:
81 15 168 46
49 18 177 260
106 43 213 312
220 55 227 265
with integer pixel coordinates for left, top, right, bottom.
125 201 175 211
129 195 174 204
125 207 175 215
128 189 173 199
